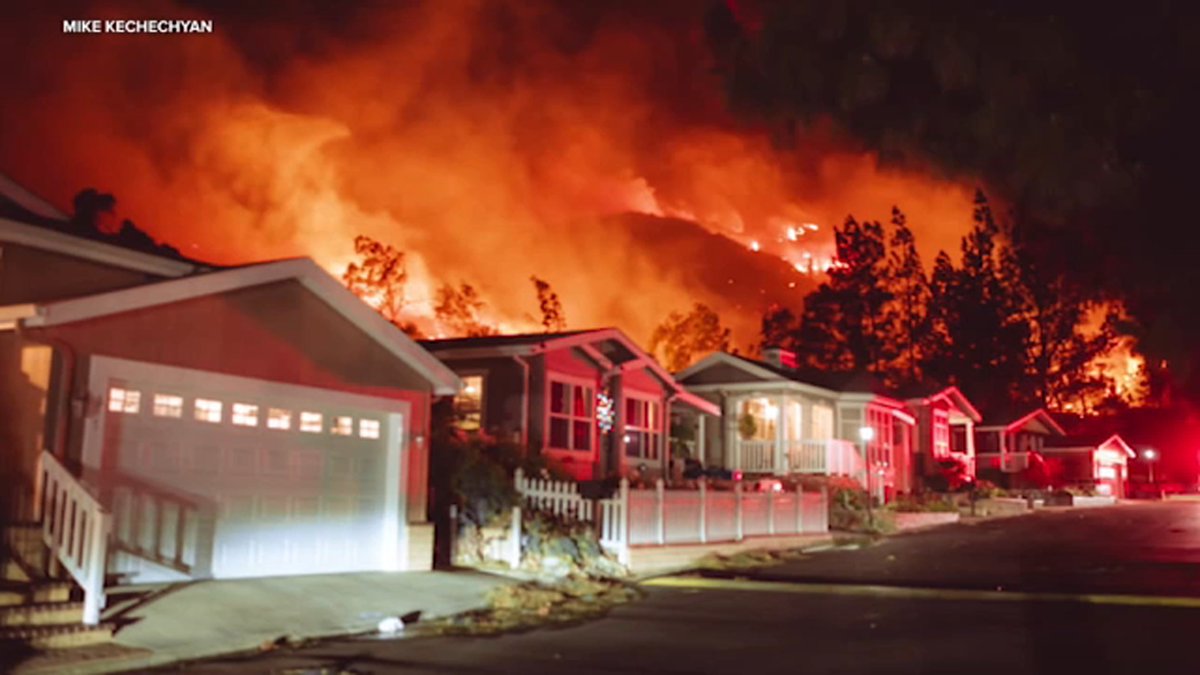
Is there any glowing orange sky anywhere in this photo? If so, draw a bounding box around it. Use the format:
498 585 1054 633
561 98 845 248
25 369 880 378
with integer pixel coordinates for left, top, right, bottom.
0 1 978 348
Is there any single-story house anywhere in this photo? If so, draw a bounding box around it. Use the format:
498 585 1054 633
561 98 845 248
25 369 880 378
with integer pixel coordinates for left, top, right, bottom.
0 174 459 625
974 408 1066 487
1043 433 1136 498
904 386 983 488
674 348 916 502
420 328 720 482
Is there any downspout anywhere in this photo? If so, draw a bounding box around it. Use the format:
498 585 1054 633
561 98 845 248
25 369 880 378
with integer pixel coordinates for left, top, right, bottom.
512 355 531 449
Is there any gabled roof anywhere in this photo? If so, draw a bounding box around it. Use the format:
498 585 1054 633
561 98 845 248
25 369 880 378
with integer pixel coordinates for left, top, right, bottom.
0 257 461 395
1045 432 1137 458
907 386 983 423
0 172 69 222
676 351 908 408
978 408 1066 435
423 328 720 416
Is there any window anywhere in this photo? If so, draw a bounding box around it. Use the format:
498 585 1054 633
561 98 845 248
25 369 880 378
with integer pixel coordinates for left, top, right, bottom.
359 419 381 439
738 398 778 441
300 412 323 433
331 416 354 436
152 394 183 418
267 408 292 430
454 375 484 431
232 403 259 427
108 387 141 414
624 396 661 460
548 379 593 451
933 409 950 456
194 398 222 423
811 405 834 440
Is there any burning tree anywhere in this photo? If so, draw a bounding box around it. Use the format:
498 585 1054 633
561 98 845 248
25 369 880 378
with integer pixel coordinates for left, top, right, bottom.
650 303 732 372
434 282 497 338
530 276 566 333
343 235 423 338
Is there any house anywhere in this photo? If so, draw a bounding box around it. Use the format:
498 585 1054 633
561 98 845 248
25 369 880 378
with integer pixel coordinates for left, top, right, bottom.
0 174 460 627
1042 433 1136 498
419 328 720 482
674 348 916 502
904 386 984 487
974 408 1066 487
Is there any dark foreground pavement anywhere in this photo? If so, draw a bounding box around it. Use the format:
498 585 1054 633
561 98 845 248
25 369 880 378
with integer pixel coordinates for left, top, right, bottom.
160 502 1200 675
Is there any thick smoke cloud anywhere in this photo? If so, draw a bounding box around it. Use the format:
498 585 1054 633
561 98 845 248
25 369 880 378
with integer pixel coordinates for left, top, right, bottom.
0 0 977 347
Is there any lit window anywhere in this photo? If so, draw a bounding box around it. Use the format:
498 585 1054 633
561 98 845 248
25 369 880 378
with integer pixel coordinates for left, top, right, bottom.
332 416 354 436
152 393 182 417
624 397 662 460
108 387 141 414
300 412 323 433
548 379 593 452
232 403 259 427
267 408 292 430
359 419 381 439
194 398 222 423
454 375 484 431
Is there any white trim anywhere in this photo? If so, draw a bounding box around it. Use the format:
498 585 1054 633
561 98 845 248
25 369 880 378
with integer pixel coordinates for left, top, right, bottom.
17 257 460 395
673 389 721 417
0 173 69 220
0 217 200 277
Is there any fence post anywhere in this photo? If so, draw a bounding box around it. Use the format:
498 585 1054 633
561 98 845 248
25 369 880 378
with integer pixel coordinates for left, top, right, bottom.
508 505 522 569
699 481 708 543
796 485 804 533
448 504 459 567
619 478 631 565
821 485 830 532
735 480 744 542
767 487 775 536
655 479 666 545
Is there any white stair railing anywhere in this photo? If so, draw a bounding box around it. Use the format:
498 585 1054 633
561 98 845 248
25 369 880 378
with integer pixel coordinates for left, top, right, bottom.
39 451 111 626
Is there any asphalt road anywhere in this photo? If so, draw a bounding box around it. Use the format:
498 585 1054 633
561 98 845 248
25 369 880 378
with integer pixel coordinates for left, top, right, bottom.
166 502 1200 675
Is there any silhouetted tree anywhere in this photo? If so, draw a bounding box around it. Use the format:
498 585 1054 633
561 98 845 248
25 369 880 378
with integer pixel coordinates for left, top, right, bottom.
343 235 423 338
434 283 496 338
530 276 566 332
650 303 732 372
885 206 929 386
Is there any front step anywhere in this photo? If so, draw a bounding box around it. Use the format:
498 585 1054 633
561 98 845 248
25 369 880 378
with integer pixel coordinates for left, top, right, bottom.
0 600 85 627
0 621 116 650
0 581 74 607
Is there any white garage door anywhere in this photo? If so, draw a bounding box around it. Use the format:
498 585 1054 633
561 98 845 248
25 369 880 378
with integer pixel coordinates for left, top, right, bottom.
84 356 407 582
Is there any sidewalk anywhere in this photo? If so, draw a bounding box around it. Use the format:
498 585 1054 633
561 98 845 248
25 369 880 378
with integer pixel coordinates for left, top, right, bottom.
14 570 511 674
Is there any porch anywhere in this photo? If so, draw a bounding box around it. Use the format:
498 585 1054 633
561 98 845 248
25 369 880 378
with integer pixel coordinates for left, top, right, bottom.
730 438 865 479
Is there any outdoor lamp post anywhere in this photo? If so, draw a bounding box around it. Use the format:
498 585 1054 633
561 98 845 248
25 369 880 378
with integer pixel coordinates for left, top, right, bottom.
1142 448 1159 498
859 426 876 519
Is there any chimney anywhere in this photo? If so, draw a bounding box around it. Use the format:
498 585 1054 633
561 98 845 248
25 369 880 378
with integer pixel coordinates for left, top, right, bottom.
761 347 797 370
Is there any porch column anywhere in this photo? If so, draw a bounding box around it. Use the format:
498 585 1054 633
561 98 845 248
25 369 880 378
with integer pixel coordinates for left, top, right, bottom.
697 414 706 465
609 373 626 478
724 393 739 472
965 419 976 474
774 395 787 475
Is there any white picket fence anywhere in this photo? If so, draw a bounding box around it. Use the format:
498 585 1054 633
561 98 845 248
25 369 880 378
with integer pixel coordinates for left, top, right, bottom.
513 471 829 567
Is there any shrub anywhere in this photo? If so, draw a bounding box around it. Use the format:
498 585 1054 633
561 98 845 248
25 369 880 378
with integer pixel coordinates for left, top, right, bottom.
890 493 959 513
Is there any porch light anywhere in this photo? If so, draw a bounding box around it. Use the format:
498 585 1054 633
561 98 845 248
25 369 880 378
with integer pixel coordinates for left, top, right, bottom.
858 426 875 443
764 403 780 419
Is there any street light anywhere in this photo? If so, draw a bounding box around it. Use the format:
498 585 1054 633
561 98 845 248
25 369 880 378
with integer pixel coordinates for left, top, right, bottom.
1141 448 1159 497
859 426 876 519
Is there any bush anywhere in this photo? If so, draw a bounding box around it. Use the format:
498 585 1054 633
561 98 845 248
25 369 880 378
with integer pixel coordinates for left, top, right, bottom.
890 493 959 513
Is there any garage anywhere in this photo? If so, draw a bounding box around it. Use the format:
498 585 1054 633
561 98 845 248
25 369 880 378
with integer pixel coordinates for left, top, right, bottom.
85 355 409 583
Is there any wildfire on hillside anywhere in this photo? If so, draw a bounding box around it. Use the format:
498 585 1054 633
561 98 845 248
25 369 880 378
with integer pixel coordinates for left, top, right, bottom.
0 1 1152 408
